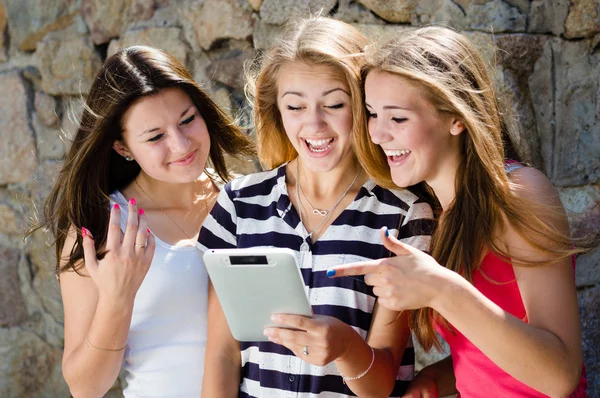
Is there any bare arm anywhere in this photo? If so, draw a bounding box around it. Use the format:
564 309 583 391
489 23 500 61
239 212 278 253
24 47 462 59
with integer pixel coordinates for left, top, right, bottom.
432 167 582 396
338 304 411 397
201 281 241 397
61 202 154 397
332 172 583 398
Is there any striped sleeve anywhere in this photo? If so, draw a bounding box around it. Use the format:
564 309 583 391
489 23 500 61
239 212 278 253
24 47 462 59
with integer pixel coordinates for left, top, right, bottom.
397 194 434 253
197 182 239 251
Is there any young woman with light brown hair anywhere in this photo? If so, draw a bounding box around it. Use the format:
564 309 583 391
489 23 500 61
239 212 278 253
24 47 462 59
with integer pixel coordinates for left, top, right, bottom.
33 46 255 397
331 27 588 397
199 16 434 397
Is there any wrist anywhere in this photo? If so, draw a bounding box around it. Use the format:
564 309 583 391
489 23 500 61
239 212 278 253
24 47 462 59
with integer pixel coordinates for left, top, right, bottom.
97 293 136 316
428 268 467 311
334 325 362 363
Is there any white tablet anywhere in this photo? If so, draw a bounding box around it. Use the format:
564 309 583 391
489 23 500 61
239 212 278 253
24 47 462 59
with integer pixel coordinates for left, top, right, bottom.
203 247 313 342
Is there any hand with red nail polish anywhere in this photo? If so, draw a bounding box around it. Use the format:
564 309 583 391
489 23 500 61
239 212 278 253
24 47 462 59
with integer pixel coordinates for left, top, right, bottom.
80 197 155 303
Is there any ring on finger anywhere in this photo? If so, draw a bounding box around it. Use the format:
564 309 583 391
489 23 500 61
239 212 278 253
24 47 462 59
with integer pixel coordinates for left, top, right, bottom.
135 243 146 248
302 345 309 356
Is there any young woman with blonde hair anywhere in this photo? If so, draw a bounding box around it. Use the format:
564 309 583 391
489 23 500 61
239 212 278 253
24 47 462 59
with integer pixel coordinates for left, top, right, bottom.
34 46 255 397
331 27 588 397
199 16 434 397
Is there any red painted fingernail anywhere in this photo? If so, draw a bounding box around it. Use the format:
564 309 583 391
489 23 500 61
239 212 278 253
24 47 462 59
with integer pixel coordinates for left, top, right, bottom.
129 197 136 205
113 203 120 210
81 227 93 239
139 208 145 215
146 228 151 233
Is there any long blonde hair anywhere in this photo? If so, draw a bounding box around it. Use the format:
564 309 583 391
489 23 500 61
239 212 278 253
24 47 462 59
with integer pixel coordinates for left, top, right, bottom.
356 27 583 350
245 16 368 169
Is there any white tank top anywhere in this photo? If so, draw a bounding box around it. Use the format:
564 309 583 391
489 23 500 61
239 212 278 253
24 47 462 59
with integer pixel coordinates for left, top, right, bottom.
110 191 208 398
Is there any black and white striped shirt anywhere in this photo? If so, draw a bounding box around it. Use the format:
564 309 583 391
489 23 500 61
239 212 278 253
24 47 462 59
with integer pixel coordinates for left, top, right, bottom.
198 164 434 397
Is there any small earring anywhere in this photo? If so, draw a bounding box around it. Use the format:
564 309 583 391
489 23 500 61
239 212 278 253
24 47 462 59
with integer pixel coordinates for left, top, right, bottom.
125 156 133 161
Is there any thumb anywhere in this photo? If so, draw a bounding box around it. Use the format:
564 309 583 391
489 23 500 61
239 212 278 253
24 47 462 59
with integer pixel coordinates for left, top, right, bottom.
381 226 420 257
81 227 99 277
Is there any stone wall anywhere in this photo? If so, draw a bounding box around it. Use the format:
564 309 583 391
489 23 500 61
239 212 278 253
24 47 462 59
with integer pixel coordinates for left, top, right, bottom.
0 0 598 396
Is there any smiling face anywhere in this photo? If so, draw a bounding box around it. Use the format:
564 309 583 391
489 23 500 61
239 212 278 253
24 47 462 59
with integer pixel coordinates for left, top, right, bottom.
114 87 210 184
364 70 463 189
276 62 354 173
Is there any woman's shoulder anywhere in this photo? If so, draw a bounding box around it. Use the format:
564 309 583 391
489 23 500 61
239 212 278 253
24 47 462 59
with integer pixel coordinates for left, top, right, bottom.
507 166 560 206
224 164 285 194
371 183 434 211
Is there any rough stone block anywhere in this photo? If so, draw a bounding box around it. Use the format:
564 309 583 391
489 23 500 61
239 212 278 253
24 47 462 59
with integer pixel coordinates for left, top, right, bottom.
252 21 283 50
37 33 102 95
494 66 543 166
259 0 336 25
60 96 85 153
576 247 600 288
82 0 154 45
0 328 68 397
413 0 468 31
530 38 600 186
0 72 38 184
336 0 386 25
558 184 600 238
564 0 600 39
0 200 24 235
181 0 255 51
107 27 189 68
4 0 80 51
206 48 256 92
0 246 28 327
494 34 551 166
466 0 526 33
34 91 60 128
248 0 262 11
578 286 600 392
33 115 66 160
528 0 569 35
356 0 417 23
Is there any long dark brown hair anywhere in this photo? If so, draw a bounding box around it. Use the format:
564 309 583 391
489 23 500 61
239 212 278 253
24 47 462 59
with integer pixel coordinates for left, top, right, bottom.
31 46 255 276
355 27 588 350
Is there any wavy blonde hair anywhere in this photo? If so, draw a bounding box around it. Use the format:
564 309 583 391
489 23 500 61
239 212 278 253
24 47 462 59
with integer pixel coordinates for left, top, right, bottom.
245 16 368 169
356 27 585 350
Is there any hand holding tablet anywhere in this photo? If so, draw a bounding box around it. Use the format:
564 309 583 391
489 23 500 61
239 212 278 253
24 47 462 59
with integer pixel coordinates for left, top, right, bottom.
203 248 313 342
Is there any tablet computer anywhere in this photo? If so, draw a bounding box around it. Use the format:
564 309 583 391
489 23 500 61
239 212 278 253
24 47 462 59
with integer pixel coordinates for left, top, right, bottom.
203 247 313 342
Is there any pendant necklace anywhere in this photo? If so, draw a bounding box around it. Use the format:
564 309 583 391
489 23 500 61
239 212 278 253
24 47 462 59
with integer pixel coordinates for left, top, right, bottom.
134 177 209 245
295 160 361 253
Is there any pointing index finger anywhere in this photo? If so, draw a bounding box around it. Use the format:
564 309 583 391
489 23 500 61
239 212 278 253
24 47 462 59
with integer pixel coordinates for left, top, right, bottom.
327 258 385 278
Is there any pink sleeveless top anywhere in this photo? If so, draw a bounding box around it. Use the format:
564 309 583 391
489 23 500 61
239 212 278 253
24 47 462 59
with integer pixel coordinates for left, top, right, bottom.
436 252 587 397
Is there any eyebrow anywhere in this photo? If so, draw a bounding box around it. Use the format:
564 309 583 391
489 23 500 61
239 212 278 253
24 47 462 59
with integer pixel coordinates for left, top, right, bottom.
280 87 350 99
139 105 194 136
365 102 413 111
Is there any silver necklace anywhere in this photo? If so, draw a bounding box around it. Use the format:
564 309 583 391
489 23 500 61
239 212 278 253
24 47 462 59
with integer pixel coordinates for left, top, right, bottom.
299 184 328 216
295 160 362 252
134 178 208 243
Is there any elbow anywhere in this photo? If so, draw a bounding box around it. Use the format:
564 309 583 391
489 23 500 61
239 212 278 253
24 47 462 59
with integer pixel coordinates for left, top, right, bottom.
63 365 112 398
542 364 582 398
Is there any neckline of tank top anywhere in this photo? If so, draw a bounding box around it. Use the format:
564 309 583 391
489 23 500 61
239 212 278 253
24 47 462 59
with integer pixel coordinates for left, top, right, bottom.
113 190 199 252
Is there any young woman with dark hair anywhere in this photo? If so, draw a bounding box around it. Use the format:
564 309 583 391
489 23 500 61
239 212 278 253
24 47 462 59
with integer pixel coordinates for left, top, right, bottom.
34 46 255 397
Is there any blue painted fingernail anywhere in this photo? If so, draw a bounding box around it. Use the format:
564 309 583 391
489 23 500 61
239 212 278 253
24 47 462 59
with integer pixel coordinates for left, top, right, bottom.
326 269 336 277
385 227 389 237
